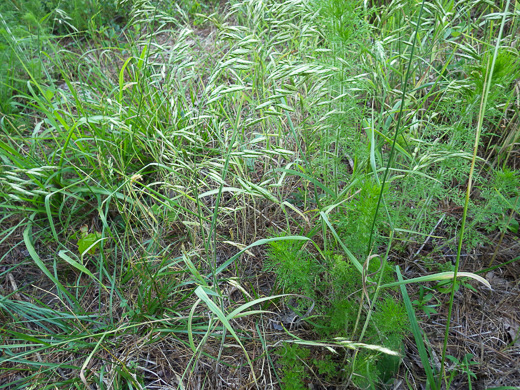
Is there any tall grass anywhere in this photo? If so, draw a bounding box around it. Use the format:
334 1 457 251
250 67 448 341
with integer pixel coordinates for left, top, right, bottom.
0 0 518 388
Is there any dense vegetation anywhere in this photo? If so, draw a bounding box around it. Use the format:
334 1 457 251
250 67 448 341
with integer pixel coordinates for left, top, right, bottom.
0 0 519 388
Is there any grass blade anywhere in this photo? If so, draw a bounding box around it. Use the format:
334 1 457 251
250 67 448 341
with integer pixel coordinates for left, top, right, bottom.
397 266 437 389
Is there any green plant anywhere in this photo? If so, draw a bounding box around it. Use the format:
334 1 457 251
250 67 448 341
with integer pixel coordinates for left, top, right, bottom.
411 286 439 318
266 237 409 388
74 225 102 256
334 178 385 259
0 0 517 387
446 353 479 390
439 3 513 386
276 344 311 390
264 236 322 298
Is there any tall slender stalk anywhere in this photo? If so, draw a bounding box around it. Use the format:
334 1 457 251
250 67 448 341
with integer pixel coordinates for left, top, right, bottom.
366 0 426 258
438 1 512 387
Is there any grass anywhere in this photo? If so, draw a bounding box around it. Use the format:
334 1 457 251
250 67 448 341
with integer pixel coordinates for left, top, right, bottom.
0 0 519 388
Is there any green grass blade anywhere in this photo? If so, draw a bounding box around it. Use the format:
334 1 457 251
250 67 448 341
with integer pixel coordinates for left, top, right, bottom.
319 211 363 274
23 215 74 302
381 271 491 290
194 286 257 382
397 266 437 389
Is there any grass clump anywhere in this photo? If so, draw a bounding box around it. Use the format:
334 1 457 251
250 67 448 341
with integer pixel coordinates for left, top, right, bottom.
0 0 519 388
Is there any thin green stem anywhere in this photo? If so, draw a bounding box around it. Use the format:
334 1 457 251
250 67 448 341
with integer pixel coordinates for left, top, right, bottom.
439 1 512 387
366 0 426 258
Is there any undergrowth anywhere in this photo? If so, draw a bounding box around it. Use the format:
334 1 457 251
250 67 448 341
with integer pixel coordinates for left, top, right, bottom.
266 236 408 388
0 0 518 389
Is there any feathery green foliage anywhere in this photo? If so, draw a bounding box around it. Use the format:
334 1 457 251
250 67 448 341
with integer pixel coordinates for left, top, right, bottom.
0 0 517 388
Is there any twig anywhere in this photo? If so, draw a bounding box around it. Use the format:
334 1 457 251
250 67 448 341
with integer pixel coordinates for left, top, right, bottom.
414 214 446 258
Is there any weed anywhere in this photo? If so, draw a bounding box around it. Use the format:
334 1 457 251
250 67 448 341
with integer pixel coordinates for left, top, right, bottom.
334 178 386 259
0 0 517 388
276 344 311 390
411 286 439 319
267 237 409 388
264 235 322 299
446 353 479 390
